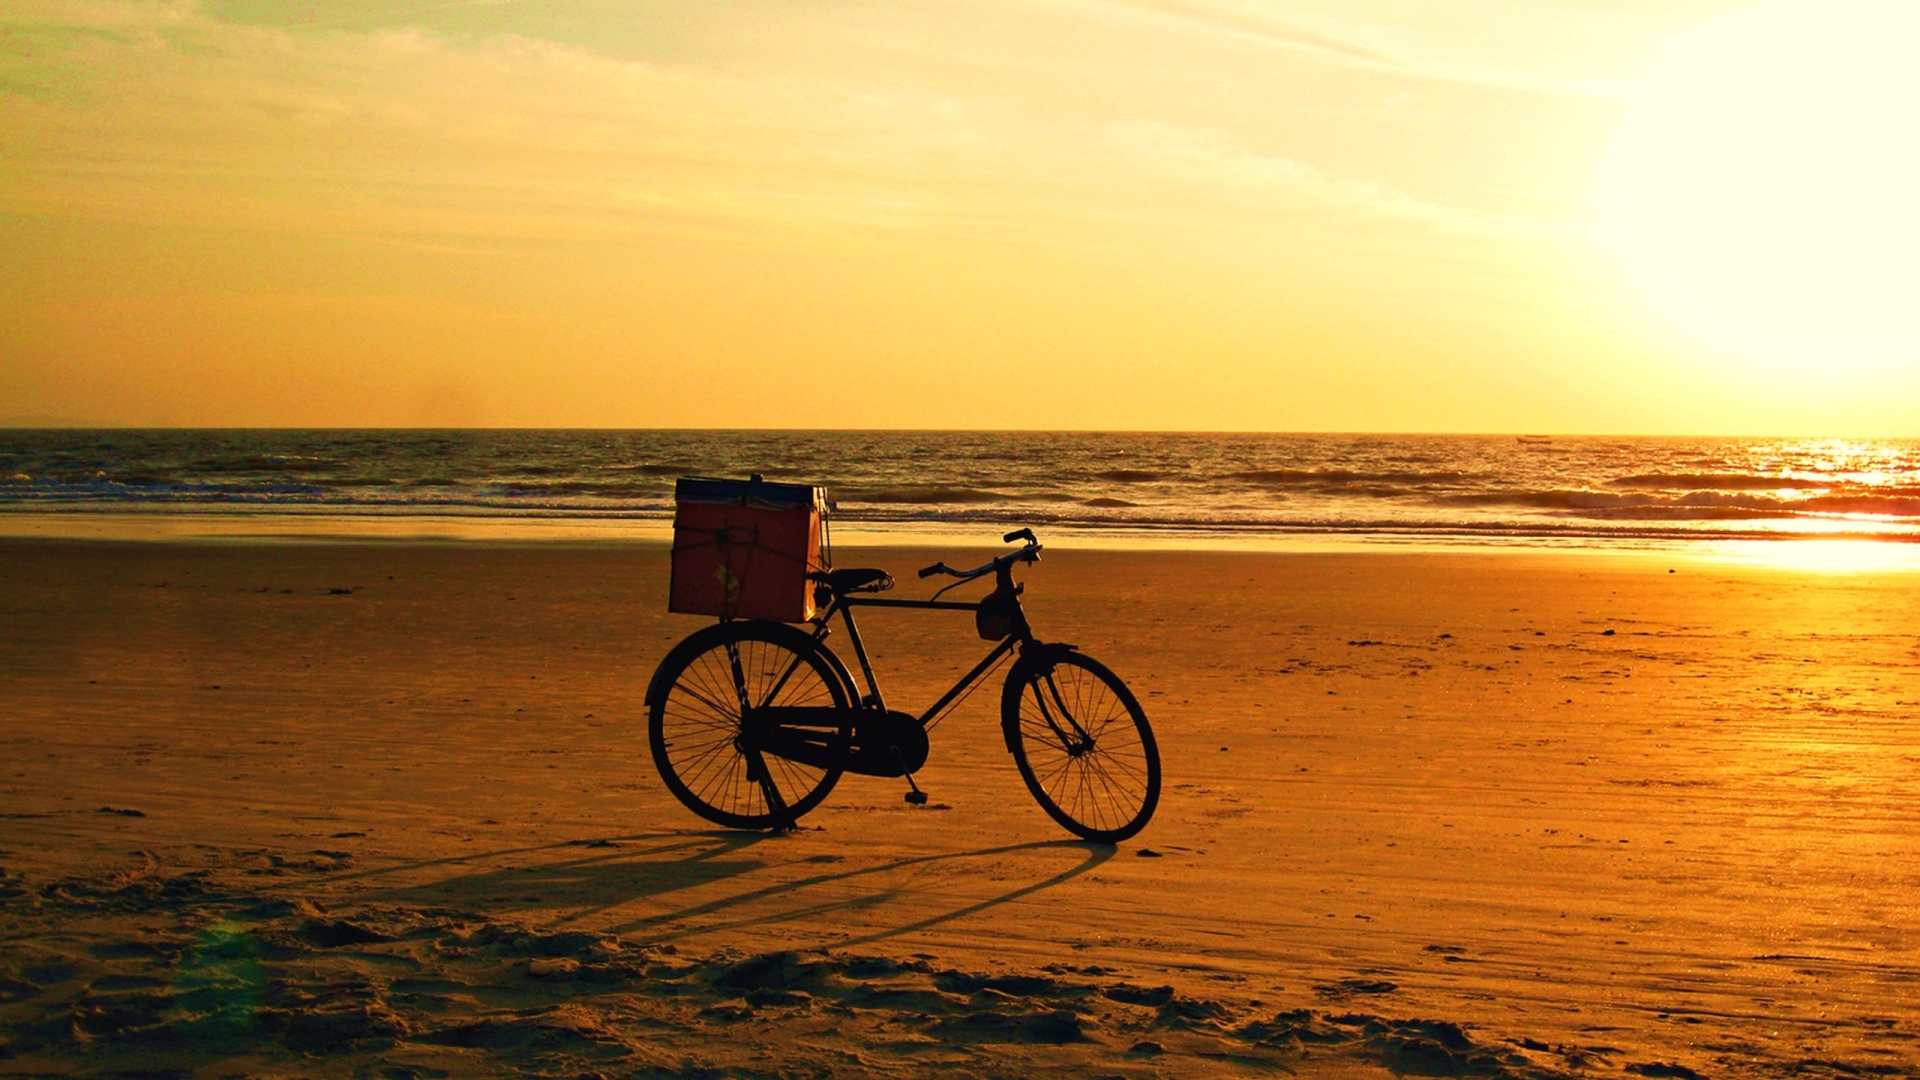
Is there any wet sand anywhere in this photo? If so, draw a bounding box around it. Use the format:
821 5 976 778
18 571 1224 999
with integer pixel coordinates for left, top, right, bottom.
2 537 1918 1077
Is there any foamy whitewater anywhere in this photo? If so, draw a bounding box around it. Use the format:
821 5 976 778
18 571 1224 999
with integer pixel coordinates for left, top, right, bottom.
4 429 1920 544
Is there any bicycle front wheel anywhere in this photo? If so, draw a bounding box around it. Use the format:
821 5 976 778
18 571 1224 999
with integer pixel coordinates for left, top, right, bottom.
1002 650 1160 843
648 621 851 830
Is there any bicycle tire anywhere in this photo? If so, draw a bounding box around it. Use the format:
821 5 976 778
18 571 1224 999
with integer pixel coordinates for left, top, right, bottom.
1002 649 1160 843
648 621 852 829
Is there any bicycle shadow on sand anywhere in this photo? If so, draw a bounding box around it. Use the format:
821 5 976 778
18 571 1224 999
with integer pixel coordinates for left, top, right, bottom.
586 837 1114 947
349 832 1113 949
345 830 777 914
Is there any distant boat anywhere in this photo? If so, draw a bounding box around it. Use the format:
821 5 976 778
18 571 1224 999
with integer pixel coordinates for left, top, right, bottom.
1515 435 1552 446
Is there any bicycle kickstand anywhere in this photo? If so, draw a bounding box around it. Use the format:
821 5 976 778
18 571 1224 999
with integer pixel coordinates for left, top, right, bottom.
892 746 928 805
744 748 799 832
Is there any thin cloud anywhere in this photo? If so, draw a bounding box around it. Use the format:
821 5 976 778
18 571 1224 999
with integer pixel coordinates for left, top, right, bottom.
279 0 527 33
1095 0 1622 101
1095 0 1402 66
1099 118 1567 241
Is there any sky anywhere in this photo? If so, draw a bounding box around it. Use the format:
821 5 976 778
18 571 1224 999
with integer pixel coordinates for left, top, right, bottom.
2 0 1917 433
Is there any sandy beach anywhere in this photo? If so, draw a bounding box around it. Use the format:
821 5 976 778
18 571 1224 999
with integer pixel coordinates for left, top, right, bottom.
3 537 1918 1078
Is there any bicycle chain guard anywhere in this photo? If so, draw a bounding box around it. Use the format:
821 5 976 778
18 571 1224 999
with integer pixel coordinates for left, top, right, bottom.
745 706 929 777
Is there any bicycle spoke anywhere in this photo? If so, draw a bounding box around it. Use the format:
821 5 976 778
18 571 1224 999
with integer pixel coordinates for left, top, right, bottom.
1081 755 1131 828
659 727 736 768
1086 740 1149 787
672 669 729 721
680 737 743 793
677 657 740 725
680 738 744 798
771 753 823 803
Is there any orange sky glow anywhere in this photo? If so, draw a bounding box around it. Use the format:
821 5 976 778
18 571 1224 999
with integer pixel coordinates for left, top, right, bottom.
2 1 1916 432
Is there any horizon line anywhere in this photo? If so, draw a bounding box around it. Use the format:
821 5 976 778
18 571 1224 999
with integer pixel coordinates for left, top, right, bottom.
2 424 1916 441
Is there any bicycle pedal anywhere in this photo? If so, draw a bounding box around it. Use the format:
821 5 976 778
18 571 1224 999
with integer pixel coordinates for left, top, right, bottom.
904 790 928 805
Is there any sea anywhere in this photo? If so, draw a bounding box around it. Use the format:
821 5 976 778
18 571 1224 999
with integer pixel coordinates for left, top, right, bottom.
4 429 1920 549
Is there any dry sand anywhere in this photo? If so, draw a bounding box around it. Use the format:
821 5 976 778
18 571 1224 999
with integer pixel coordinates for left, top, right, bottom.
2 537 1918 1078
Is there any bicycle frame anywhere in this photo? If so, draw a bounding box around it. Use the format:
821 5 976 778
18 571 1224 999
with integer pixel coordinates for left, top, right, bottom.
802 588 1027 733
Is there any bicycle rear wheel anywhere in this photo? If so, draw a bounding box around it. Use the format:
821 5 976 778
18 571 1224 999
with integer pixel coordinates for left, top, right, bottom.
648 621 851 829
1002 650 1160 843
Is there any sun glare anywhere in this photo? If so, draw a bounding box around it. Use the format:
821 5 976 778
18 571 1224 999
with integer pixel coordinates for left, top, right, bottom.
1711 538 1920 574
1596 1 1920 371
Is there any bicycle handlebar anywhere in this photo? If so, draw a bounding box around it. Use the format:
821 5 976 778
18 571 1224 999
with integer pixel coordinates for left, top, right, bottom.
917 530 1042 581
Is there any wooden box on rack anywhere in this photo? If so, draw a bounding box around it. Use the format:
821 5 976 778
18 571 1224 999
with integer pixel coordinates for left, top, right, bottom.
669 476 827 623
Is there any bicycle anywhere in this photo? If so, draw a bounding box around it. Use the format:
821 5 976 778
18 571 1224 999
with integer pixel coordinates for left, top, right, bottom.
644 529 1160 842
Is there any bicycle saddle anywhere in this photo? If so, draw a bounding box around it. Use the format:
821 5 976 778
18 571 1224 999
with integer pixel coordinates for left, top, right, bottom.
821 567 894 594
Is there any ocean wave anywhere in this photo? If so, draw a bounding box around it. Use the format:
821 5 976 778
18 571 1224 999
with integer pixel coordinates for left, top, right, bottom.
1608 472 1831 491
1233 468 1474 487
1801 494 1920 517
1564 490 1789 512
190 454 340 474
96 471 189 487
32 475 335 497
842 486 1009 505
1439 486 1920 521
496 480 664 499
